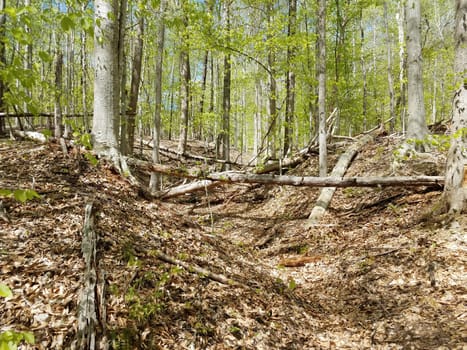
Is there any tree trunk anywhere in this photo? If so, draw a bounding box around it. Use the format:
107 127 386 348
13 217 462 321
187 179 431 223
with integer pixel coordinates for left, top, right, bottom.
318 0 327 176
384 1 396 132
54 50 63 139
396 0 407 133
126 156 444 188
266 2 277 160
177 8 190 155
0 0 7 136
443 0 467 214
117 0 128 153
126 17 144 155
405 0 429 148
149 0 166 192
284 0 297 157
92 0 120 156
221 1 231 169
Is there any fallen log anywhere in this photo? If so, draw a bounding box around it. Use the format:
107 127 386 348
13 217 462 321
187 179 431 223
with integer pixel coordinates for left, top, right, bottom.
73 202 106 350
157 179 219 199
206 173 444 187
126 156 444 189
306 133 374 225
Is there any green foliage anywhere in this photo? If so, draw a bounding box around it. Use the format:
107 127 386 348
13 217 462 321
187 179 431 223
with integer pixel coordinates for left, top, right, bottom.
0 286 35 350
0 330 35 350
0 189 41 203
0 284 12 298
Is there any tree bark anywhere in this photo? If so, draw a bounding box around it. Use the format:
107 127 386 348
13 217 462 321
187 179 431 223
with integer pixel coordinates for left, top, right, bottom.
284 0 297 157
178 4 190 155
150 0 166 192
221 1 231 170
307 134 374 225
126 18 144 155
0 0 7 136
384 1 396 132
443 0 467 213
318 0 327 176
92 0 120 156
54 50 63 139
126 156 443 188
405 0 429 148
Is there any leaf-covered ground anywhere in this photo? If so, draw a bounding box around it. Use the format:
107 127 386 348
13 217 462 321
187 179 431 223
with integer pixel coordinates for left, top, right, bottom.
0 136 465 349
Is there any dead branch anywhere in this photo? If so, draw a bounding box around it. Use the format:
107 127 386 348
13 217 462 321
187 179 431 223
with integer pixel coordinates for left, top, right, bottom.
154 250 241 286
73 202 102 350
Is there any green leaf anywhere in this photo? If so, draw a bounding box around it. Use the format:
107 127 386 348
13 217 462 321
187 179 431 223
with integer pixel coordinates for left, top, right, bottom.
84 153 98 166
38 51 52 63
60 15 75 32
13 189 27 203
41 129 52 139
0 189 12 197
0 284 12 298
21 332 34 344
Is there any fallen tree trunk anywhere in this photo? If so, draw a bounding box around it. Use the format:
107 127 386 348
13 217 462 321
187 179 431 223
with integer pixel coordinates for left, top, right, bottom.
307 134 374 225
157 179 218 199
206 173 444 187
73 202 106 350
127 156 444 187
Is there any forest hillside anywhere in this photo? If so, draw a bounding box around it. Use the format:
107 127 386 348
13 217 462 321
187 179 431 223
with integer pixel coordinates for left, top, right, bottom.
0 135 465 349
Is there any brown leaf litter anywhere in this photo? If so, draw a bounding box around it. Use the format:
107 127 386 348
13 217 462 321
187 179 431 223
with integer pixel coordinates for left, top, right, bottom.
0 136 466 349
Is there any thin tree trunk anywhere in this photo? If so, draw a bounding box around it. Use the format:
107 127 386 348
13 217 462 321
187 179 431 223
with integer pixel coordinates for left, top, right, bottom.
127 17 144 155
360 8 367 131
318 0 327 176
384 1 396 132
221 1 231 169
177 7 190 155
396 0 406 133
54 50 63 138
267 2 277 160
284 0 297 157
149 0 166 192
118 0 128 153
0 0 7 136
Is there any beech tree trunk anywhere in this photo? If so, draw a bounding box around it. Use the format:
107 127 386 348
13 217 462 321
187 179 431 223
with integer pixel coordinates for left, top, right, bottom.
92 0 120 156
443 0 467 213
318 0 327 176
405 0 429 148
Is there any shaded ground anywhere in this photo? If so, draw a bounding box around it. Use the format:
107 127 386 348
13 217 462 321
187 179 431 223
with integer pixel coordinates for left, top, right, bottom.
0 136 466 349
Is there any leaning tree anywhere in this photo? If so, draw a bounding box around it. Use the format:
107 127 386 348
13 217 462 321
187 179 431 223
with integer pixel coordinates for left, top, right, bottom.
443 0 467 213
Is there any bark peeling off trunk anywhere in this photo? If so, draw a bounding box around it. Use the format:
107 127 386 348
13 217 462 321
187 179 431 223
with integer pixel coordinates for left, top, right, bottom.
73 202 107 350
444 86 467 213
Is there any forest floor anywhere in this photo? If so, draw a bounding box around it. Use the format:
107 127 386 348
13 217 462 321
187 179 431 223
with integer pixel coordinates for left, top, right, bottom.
0 135 466 349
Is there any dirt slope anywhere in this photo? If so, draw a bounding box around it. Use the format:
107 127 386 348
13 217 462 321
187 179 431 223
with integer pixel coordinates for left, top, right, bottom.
0 136 465 349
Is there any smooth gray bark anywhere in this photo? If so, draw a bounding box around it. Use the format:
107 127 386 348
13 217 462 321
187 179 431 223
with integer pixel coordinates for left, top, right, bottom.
318 0 327 176
92 0 120 155
405 0 429 147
